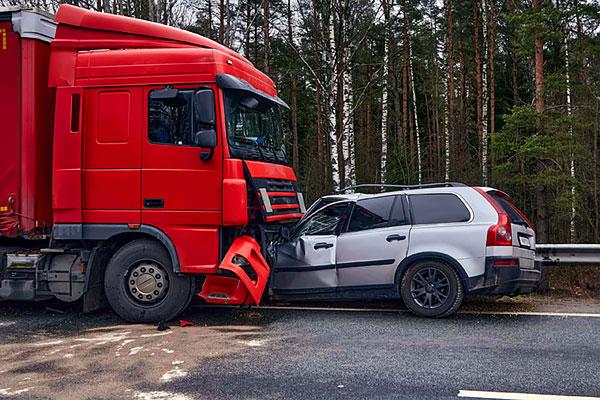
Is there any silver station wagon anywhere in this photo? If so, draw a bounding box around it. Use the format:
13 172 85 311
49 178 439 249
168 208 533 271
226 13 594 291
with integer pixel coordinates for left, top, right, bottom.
269 183 540 317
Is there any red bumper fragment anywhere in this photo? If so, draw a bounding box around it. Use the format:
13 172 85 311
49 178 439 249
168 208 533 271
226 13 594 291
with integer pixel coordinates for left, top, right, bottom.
199 236 270 305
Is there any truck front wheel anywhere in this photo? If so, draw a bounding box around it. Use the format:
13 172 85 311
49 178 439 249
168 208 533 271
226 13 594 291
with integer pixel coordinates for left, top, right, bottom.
104 239 194 323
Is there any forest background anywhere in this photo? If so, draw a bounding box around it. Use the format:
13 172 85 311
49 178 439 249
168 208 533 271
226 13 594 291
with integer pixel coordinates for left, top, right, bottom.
3 0 600 246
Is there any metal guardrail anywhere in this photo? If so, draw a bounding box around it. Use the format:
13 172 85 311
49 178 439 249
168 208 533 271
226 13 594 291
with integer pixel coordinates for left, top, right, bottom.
535 244 600 266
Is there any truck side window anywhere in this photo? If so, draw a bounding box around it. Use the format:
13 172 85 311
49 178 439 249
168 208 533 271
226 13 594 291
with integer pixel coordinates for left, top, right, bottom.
149 89 193 145
148 87 215 146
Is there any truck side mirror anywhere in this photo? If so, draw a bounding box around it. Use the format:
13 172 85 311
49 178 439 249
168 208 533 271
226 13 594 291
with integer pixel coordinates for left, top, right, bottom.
240 96 259 110
194 89 216 125
195 129 217 162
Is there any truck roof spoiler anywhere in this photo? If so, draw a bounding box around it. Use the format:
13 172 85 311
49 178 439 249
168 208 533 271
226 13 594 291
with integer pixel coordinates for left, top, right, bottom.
49 5 259 87
54 5 251 66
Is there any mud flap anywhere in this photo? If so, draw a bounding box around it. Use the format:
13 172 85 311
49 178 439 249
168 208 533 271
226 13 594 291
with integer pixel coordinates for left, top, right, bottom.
199 236 270 305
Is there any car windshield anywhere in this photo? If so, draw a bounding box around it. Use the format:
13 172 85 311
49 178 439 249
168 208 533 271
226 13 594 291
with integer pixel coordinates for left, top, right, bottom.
223 89 287 164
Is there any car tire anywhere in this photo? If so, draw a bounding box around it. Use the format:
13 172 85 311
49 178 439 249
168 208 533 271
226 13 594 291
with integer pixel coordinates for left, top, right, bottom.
104 239 194 323
400 259 463 318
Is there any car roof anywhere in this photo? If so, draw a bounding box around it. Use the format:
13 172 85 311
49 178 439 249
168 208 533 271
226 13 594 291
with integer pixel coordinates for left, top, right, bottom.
320 185 498 203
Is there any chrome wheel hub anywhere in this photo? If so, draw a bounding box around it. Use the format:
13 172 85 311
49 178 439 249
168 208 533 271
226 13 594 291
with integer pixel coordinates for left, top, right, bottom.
127 262 167 303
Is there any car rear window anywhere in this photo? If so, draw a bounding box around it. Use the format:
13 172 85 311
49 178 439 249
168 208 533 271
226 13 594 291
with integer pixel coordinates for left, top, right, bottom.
348 196 395 232
488 192 529 226
409 194 470 225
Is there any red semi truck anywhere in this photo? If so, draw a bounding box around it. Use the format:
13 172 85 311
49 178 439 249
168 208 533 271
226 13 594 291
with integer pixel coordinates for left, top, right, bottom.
0 5 305 322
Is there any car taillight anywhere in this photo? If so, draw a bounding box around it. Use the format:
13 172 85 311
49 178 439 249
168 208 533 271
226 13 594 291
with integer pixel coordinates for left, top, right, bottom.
473 187 513 247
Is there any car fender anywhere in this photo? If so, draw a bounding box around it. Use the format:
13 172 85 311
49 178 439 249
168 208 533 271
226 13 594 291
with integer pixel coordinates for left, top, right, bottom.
394 252 469 288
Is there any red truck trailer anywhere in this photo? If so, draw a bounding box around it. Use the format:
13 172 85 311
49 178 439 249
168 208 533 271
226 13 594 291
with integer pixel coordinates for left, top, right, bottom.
0 5 305 322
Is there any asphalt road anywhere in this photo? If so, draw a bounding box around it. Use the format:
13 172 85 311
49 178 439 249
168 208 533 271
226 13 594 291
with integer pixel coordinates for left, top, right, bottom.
0 300 599 400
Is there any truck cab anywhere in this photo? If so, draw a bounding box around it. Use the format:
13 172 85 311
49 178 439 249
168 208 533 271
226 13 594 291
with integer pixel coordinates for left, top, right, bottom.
0 5 305 322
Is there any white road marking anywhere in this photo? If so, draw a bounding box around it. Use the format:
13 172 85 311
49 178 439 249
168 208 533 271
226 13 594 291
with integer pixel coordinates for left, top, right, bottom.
33 340 64 346
254 305 600 318
133 390 193 400
0 387 33 396
76 332 132 345
140 331 173 337
159 367 188 383
0 322 16 327
161 348 174 354
238 339 266 347
172 360 184 365
457 390 600 399
128 346 144 356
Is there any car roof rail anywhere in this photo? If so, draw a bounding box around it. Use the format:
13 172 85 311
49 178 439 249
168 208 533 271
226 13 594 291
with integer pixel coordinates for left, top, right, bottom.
334 182 467 194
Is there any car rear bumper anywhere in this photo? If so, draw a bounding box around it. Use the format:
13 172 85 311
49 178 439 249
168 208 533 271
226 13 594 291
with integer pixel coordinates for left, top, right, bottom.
465 256 541 296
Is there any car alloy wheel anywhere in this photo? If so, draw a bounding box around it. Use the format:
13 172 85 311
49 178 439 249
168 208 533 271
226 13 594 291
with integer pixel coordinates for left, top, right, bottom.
409 267 450 309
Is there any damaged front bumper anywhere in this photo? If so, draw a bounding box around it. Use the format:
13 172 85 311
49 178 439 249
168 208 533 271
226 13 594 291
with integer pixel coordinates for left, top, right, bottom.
199 235 270 305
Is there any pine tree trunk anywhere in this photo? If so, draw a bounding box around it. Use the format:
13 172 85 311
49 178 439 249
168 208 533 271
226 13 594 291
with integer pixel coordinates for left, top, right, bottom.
292 73 299 173
490 0 496 177
481 0 489 185
380 0 390 185
446 0 455 179
474 0 483 172
458 20 466 168
312 0 324 165
263 0 269 74
533 0 548 293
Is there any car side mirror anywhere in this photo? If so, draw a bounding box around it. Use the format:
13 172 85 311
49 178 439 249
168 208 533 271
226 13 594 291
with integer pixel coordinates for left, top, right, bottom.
194 89 216 125
279 225 291 241
195 129 217 162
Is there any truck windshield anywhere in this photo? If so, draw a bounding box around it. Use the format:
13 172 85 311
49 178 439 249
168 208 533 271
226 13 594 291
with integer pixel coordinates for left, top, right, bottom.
223 89 287 164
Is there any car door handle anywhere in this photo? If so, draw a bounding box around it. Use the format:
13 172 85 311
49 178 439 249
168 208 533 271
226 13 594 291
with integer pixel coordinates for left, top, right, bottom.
314 242 334 250
386 234 406 242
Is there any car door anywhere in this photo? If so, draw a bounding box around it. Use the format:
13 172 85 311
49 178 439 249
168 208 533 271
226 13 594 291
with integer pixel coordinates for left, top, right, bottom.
335 195 410 288
271 202 351 293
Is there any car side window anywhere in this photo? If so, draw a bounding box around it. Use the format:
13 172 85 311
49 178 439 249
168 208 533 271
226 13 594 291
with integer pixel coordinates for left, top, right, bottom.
390 196 408 226
410 193 470 224
347 196 395 232
294 202 350 237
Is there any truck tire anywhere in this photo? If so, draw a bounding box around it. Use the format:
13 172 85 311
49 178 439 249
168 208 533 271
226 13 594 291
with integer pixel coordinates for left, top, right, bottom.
104 239 194 323
400 259 463 318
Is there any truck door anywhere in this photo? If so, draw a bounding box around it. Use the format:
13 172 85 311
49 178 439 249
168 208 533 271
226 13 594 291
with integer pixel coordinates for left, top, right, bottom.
335 195 410 288
141 85 223 273
83 87 143 223
271 202 351 293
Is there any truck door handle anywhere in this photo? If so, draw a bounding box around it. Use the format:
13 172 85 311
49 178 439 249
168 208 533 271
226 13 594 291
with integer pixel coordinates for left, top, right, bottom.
314 242 334 250
386 234 406 242
143 198 164 209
